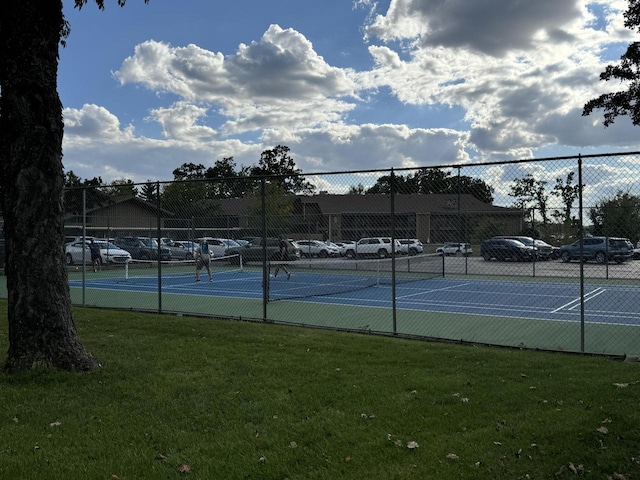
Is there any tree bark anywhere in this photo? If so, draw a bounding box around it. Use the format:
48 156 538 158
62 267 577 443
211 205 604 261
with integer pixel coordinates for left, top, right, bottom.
0 0 100 372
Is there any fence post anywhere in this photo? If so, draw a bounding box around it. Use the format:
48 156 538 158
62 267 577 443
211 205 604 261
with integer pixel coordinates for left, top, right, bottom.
578 155 584 352
157 181 162 313
82 188 86 305
261 178 268 320
390 168 397 335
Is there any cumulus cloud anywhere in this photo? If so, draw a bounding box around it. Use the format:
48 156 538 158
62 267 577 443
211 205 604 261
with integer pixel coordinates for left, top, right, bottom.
358 0 636 156
365 0 584 57
60 0 640 190
115 25 358 137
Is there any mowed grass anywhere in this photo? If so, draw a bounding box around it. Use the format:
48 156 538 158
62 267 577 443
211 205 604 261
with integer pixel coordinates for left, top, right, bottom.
0 300 639 479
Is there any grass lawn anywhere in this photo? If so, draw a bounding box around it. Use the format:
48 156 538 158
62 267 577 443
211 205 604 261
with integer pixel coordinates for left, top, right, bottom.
0 299 639 479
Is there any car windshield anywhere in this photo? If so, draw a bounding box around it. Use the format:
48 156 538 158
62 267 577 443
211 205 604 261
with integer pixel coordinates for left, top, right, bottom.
140 238 158 248
505 239 526 246
96 242 119 249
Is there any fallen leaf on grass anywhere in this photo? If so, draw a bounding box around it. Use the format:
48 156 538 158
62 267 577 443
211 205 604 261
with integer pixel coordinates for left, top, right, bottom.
613 383 629 388
289 441 297 449
610 473 630 480
177 464 191 473
446 453 459 460
49 421 61 427
407 441 419 450
345 456 352 462
569 463 585 474
596 426 609 434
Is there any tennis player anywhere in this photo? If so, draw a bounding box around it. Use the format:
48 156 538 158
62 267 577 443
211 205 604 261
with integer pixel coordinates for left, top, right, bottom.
195 239 212 282
273 236 291 279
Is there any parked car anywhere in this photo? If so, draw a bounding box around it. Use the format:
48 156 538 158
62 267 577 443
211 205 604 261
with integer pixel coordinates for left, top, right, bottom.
480 238 535 261
115 236 172 261
162 239 195 260
346 237 400 259
196 237 241 257
65 240 132 266
65 235 94 245
558 237 633 264
226 237 301 264
435 242 472 257
173 241 198 257
334 241 356 257
296 240 340 257
398 238 424 255
534 239 560 260
492 235 554 260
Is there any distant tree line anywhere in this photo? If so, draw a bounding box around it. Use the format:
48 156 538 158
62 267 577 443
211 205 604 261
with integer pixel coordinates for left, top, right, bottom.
348 169 495 204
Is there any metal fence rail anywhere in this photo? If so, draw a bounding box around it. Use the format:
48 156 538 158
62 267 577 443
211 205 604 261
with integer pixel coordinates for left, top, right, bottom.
13 152 639 356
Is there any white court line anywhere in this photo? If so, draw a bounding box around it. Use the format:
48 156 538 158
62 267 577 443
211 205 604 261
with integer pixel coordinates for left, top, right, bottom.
568 288 607 311
396 282 472 299
551 287 604 313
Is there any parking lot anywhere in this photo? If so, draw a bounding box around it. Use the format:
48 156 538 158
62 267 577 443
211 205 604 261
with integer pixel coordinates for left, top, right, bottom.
289 252 640 283
431 254 640 281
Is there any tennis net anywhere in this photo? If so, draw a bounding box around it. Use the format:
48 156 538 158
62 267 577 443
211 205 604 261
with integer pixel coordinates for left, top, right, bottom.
267 254 443 301
70 254 244 284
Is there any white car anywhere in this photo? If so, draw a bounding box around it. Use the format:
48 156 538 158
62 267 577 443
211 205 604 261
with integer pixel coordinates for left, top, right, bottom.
334 241 356 257
65 240 132 266
349 237 401 258
398 238 424 255
296 240 340 258
436 242 473 257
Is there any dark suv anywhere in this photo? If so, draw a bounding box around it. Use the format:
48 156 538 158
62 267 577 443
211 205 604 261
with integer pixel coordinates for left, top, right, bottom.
481 238 536 262
115 236 172 261
492 235 553 260
559 237 633 264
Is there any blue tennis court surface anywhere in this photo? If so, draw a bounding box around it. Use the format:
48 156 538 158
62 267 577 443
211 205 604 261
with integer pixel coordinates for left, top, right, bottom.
69 268 640 327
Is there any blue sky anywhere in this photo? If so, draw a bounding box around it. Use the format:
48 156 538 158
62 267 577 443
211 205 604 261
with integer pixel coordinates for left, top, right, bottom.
59 0 639 196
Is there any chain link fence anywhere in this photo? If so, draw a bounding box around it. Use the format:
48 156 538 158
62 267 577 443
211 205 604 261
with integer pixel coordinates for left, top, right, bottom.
43 152 640 356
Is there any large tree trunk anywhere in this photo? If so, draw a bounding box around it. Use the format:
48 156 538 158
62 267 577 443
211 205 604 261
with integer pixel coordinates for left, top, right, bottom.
0 0 100 372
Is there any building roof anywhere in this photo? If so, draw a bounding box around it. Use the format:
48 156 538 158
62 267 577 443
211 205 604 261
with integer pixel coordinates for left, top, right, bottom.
66 195 174 218
215 193 520 216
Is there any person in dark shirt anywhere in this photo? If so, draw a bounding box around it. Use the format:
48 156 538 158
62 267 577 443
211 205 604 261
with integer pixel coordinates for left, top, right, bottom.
273 237 291 280
89 239 101 272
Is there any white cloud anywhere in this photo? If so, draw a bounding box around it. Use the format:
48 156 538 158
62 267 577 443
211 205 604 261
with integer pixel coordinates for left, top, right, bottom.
61 0 640 193
115 25 358 137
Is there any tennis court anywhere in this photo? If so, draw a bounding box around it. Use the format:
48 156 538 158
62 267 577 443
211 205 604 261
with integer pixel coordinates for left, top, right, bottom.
0 254 622 355
68 260 640 327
